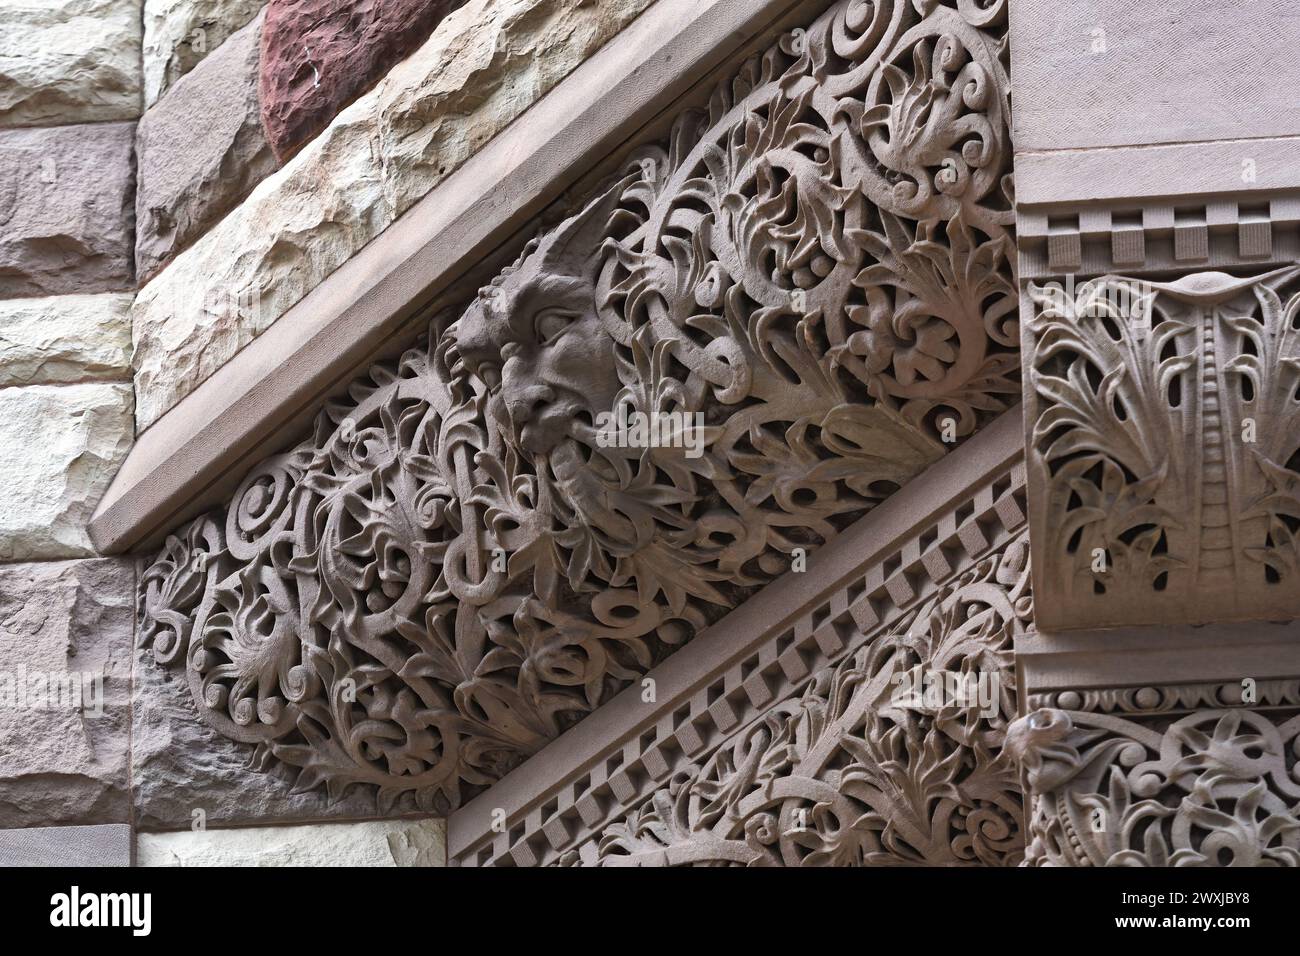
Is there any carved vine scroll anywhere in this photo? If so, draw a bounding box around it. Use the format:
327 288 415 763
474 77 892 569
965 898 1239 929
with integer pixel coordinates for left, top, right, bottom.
565 533 1031 867
138 0 1016 813
1008 706 1300 867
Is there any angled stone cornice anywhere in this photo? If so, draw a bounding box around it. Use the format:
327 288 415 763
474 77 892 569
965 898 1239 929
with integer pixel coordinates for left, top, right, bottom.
89 0 843 556
136 0 1018 821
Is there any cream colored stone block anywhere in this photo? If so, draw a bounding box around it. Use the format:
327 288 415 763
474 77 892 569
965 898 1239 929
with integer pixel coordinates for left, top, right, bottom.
132 0 654 428
0 383 133 560
377 0 655 217
142 0 266 107
131 99 389 427
137 817 446 866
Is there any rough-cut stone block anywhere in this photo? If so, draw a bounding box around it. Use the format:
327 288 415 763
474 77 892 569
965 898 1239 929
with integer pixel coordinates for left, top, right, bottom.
0 384 133 560
260 0 458 162
131 98 386 426
376 0 654 216
0 293 132 386
136 9 276 282
0 559 134 828
0 0 142 127
136 817 445 866
131 0 653 427
0 824 132 866
143 0 267 107
385 819 447 866
0 123 136 298
131 642 383 830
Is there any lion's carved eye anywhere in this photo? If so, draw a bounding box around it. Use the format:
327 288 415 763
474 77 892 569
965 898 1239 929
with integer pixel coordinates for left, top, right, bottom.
534 308 576 345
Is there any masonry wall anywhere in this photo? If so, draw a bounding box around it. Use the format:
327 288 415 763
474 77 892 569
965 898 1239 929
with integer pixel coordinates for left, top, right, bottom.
0 0 142 866
0 0 649 866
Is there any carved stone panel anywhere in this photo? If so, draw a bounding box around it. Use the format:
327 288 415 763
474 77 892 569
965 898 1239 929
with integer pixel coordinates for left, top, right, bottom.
1024 267 1300 630
566 533 1031 867
138 0 1016 814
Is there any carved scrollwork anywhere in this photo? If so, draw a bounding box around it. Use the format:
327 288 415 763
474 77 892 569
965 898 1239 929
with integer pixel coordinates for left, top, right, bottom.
1026 267 1300 629
568 534 1031 866
1008 707 1300 867
139 0 1015 812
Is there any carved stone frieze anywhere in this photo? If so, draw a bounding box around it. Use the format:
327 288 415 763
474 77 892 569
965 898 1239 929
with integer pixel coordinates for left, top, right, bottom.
1008 706 1300 867
561 533 1030 867
138 0 1015 812
1024 266 1300 630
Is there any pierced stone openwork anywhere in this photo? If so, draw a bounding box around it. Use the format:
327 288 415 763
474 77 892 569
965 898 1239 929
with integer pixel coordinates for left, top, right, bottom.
568 532 1030 867
1009 704 1300 867
1024 267 1300 630
138 0 1015 813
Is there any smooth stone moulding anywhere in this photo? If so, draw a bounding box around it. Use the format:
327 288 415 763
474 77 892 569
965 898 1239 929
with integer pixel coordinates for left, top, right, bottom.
0 0 142 127
0 122 136 298
0 383 134 560
135 8 277 282
259 0 461 162
0 559 135 829
0 293 133 386
0 824 132 866
137 817 446 866
142 0 268 107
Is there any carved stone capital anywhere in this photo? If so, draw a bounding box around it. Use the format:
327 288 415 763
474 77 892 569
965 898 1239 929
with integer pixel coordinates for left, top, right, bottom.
1023 266 1300 630
1012 618 1300 867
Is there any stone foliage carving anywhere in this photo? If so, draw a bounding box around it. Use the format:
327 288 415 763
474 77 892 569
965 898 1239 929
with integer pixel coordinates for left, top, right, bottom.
138 0 1015 812
569 535 1030 866
1008 706 1300 867
1025 267 1300 629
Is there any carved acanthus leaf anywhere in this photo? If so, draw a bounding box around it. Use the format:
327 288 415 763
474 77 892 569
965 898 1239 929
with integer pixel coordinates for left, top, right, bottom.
1025 267 1300 629
1009 707 1300 867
